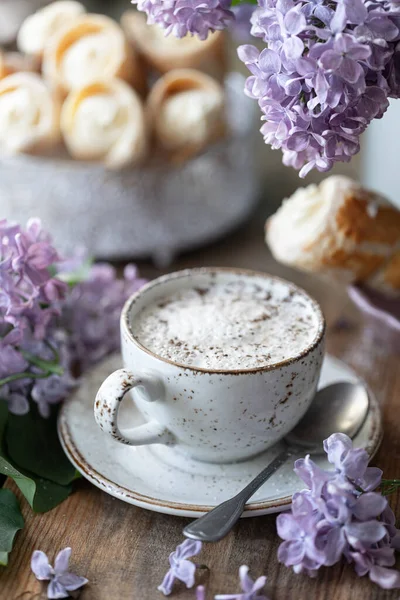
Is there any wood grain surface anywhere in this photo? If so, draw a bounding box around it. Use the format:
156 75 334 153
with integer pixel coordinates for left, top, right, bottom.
1 212 399 600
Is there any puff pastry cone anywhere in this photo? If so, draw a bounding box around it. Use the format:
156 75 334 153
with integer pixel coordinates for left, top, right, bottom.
0 72 60 155
61 78 148 169
42 14 145 97
121 11 226 81
266 175 400 297
17 1 86 59
146 69 226 163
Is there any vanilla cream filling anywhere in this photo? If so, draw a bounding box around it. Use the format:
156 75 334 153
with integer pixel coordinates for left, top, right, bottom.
0 86 50 151
157 89 223 149
17 1 86 56
70 94 127 156
61 32 121 89
267 182 334 265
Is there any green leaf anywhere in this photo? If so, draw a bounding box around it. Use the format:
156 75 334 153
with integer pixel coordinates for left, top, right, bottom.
380 479 400 496
14 477 72 513
231 0 258 6
0 489 24 566
6 403 76 486
0 401 73 513
0 552 8 566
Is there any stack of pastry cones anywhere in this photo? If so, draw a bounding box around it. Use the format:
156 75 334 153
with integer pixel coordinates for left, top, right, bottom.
0 1 228 169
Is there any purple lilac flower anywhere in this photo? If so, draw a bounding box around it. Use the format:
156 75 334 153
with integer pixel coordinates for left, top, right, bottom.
0 218 66 338
277 433 400 589
158 539 202 595
1 218 146 416
31 547 88 599
215 565 269 600
238 0 400 176
132 0 234 40
0 219 73 415
60 263 147 371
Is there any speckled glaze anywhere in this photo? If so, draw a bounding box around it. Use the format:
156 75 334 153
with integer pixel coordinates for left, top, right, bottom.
94 268 326 463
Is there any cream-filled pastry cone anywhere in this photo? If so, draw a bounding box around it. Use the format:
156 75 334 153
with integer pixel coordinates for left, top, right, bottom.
0 72 60 154
266 175 400 296
17 1 86 58
61 78 148 169
121 11 226 80
43 14 144 97
147 69 225 162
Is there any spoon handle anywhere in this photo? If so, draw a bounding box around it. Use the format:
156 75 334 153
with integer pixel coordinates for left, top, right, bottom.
183 448 290 543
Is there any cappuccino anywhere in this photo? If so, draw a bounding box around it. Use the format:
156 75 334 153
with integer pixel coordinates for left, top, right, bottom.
132 275 321 371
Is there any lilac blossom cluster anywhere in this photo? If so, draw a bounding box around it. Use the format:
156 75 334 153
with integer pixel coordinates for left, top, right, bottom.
277 433 400 589
60 263 146 371
238 0 400 176
132 0 234 40
0 218 146 417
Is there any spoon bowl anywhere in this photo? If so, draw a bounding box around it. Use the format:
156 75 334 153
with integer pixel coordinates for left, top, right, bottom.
285 381 370 451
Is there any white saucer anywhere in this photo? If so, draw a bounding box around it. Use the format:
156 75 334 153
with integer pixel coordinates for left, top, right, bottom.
58 354 382 518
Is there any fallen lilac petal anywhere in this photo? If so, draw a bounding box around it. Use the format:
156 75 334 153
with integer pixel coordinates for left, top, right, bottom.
47 578 70 599
57 572 89 591
31 548 88 599
215 565 270 599
53 547 71 575
31 551 53 580
158 570 175 596
158 539 202 596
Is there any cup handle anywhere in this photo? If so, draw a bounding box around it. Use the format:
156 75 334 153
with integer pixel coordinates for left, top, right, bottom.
94 368 175 446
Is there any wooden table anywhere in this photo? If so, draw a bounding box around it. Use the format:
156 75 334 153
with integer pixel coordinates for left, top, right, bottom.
1 212 399 600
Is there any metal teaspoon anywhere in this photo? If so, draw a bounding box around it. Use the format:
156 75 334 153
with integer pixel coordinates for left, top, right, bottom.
183 381 370 543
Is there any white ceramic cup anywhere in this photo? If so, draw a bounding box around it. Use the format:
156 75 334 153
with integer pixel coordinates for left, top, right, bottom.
94 268 325 463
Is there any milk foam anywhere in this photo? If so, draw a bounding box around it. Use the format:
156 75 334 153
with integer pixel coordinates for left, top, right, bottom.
132 277 320 370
